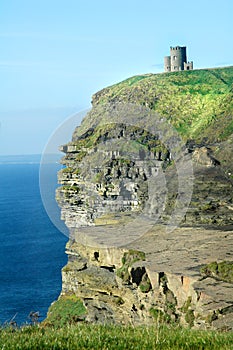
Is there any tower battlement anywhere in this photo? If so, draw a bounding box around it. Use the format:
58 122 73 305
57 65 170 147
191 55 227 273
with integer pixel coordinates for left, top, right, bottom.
170 46 184 50
164 46 193 72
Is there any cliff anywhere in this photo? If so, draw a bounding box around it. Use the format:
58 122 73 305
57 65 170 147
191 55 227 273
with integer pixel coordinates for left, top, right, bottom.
48 67 233 330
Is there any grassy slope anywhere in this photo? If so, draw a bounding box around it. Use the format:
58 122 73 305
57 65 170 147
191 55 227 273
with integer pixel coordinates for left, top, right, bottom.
91 66 233 143
0 324 233 350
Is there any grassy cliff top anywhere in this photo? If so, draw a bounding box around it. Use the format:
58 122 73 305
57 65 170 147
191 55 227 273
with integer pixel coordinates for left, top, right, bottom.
82 66 233 143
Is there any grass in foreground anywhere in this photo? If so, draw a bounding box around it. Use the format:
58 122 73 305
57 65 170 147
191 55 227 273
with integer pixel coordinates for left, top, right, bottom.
0 324 233 350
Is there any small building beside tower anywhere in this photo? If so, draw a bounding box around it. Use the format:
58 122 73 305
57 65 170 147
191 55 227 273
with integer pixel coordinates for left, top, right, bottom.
164 46 193 72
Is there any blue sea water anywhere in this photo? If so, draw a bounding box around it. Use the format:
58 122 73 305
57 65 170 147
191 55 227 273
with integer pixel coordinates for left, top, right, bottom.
0 157 68 325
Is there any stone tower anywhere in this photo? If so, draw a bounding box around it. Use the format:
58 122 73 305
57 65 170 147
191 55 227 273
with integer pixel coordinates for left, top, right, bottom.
164 46 193 72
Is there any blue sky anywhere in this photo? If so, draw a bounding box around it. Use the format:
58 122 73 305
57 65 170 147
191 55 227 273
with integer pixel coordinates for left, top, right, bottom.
1 0 232 155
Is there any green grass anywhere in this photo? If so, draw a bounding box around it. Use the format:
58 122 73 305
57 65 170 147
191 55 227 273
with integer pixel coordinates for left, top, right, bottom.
80 66 233 144
0 324 232 350
45 295 86 328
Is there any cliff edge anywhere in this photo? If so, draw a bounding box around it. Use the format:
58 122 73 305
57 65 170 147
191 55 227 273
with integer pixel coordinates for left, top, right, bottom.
48 67 233 330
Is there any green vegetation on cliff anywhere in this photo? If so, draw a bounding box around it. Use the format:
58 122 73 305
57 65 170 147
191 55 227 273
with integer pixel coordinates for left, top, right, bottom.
200 261 233 283
45 295 86 327
89 66 233 143
61 66 233 230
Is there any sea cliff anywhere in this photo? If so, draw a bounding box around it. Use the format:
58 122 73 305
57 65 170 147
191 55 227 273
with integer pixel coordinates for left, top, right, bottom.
48 67 233 330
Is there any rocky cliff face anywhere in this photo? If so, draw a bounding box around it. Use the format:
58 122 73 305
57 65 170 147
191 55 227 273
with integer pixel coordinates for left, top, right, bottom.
58 227 233 329
52 67 233 330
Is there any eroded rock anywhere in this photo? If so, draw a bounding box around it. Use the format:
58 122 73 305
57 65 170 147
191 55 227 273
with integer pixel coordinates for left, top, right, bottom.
52 72 233 330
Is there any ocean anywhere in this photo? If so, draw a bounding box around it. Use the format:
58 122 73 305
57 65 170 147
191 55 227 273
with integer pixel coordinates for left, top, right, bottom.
0 155 68 325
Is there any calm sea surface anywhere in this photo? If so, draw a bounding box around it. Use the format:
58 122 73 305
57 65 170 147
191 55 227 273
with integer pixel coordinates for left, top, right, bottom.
0 158 68 325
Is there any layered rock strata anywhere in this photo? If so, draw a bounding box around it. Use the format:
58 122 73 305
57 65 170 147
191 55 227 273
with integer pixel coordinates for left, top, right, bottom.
53 69 233 330
60 226 233 329
55 119 233 330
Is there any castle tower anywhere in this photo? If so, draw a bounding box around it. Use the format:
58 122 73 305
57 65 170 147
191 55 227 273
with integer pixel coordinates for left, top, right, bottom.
164 45 193 72
164 56 171 72
170 46 187 71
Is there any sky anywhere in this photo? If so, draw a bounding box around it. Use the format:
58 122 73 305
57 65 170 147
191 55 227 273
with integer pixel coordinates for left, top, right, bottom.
0 0 232 155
